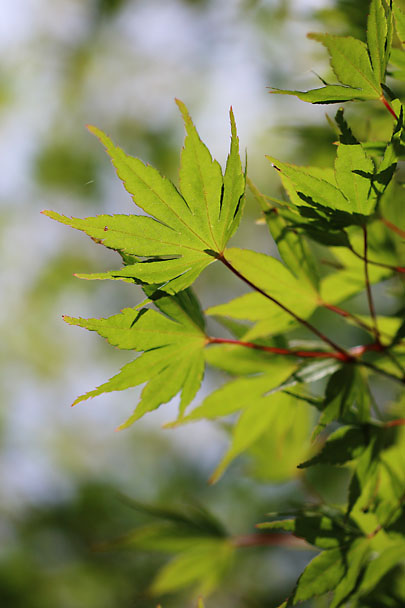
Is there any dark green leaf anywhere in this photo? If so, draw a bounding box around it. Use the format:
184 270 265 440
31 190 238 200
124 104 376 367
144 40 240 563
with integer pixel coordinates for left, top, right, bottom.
259 512 360 549
299 425 379 469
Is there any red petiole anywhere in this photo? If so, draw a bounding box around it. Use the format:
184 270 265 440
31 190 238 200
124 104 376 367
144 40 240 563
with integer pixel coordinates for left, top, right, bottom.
207 336 383 361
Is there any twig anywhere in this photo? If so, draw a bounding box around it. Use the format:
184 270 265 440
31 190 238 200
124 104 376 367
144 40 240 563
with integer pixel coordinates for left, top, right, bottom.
349 245 405 274
218 253 353 362
384 418 405 428
232 533 307 549
322 302 379 336
207 337 347 360
381 217 405 240
358 360 405 386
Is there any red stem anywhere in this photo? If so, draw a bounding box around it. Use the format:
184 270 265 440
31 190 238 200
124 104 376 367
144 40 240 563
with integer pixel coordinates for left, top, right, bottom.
207 337 347 360
232 533 307 548
322 302 377 335
384 418 405 428
380 95 398 120
381 217 405 240
218 253 353 362
349 245 405 274
208 337 384 361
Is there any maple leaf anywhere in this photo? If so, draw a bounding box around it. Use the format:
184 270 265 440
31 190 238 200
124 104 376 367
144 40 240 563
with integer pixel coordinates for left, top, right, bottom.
43 100 245 295
64 289 207 428
271 0 392 107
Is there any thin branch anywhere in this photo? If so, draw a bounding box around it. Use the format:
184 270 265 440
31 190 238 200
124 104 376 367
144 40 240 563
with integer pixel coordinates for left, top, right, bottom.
324 303 405 350
207 337 347 360
383 349 405 379
209 337 387 360
384 418 405 428
362 225 380 344
349 245 405 274
381 217 405 240
218 253 353 362
358 360 405 386
322 302 379 336
232 533 307 549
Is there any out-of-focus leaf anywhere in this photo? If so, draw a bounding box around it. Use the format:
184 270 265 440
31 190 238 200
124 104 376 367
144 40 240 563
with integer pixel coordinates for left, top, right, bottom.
166 358 297 426
289 547 346 604
150 539 234 597
35 141 98 197
354 540 405 597
246 396 311 482
210 391 310 483
393 0 405 46
328 539 371 608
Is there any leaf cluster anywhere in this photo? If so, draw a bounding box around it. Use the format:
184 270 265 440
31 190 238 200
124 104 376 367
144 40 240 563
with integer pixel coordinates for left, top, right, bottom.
45 1 405 605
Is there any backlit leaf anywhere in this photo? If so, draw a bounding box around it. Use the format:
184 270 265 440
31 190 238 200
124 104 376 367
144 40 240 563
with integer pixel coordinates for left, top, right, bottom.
329 539 370 608
150 539 234 597
223 248 319 321
290 547 345 604
367 0 389 84
166 358 297 426
270 85 377 104
307 33 380 97
393 0 405 46
64 289 207 426
210 391 309 483
44 101 245 294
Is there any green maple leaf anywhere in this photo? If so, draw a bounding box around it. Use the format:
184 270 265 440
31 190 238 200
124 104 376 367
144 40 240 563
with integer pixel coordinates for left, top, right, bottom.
267 106 403 222
271 0 392 105
43 100 245 294
206 247 320 341
64 289 207 428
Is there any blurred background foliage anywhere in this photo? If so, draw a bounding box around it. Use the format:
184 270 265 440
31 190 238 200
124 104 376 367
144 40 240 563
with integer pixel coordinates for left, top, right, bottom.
1 0 403 606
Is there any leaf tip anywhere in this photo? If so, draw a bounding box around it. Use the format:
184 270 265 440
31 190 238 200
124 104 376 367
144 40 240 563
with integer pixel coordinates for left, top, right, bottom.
41 209 60 221
229 105 238 138
86 124 99 136
208 467 222 485
175 97 187 116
